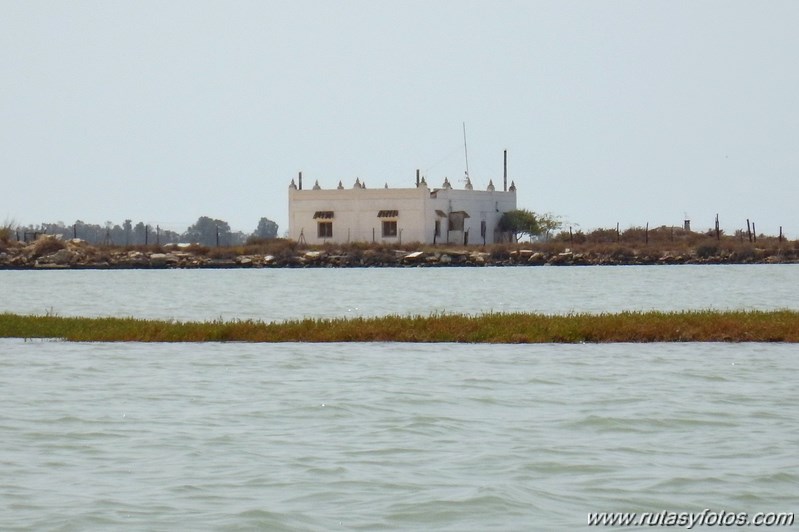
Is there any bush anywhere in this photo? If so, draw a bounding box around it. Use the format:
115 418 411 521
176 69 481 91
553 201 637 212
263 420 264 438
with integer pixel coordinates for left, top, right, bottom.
0 220 15 249
696 242 719 259
729 245 755 261
610 247 634 260
585 228 619 244
0 227 12 245
32 236 65 257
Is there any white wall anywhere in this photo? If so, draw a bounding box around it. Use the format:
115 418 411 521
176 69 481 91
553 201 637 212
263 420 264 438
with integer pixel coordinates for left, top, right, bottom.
288 183 516 245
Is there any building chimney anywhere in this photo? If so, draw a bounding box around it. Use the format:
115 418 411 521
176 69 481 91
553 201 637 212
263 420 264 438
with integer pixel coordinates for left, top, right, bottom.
416 169 420 187
298 171 303 190
503 150 507 192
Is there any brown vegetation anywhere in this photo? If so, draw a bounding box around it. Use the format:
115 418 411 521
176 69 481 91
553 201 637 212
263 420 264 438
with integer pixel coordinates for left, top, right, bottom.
30 235 66 258
2 310 798 343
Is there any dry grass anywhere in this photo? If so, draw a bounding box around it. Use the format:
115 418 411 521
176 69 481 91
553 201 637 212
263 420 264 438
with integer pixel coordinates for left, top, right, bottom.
0 220 14 247
31 236 66 257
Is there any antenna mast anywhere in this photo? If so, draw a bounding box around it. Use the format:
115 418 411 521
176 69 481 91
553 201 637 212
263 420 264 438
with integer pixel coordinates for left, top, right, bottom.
462 122 470 181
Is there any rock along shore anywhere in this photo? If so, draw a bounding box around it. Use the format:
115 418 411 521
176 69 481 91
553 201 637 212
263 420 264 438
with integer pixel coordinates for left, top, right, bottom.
1 236 797 270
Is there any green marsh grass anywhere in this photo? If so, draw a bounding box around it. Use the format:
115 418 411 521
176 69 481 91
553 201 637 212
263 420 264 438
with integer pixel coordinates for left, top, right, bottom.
2 310 799 343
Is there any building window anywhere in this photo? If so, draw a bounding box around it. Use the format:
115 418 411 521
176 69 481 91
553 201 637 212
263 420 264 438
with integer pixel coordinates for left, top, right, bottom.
378 210 398 238
448 211 469 232
318 222 333 238
382 220 398 238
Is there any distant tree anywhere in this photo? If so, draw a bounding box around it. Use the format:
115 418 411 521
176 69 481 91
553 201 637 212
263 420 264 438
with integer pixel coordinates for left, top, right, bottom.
182 216 232 246
235 231 249 245
252 217 279 240
40 221 68 239
499 209 561 242
159 228 180 245
133 222 147 245
123 219 133 245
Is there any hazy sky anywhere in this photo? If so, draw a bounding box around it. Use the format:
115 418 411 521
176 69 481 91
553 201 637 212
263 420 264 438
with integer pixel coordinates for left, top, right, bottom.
2 1 797 237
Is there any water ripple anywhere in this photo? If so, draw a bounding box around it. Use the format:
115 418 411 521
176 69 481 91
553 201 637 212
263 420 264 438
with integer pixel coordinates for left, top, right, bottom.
0 339 797 530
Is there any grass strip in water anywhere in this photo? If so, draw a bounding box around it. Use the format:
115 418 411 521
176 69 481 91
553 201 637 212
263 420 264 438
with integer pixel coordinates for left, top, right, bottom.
1 310 799 343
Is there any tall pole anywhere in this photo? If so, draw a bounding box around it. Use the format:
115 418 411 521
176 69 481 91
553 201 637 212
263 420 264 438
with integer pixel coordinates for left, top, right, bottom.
503 149 507 191
462 122 470 182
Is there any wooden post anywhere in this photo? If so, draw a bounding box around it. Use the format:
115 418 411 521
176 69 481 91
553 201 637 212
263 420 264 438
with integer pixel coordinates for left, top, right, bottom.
569 226 573 245
715 214 720 240
73 224 77 239
616 222 620 243
752 222 756 243
779 226 783 242
645 222 649 245
747 219 752 242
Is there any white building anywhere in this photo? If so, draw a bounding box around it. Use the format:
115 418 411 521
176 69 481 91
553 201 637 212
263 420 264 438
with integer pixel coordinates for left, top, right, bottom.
288 170 517 245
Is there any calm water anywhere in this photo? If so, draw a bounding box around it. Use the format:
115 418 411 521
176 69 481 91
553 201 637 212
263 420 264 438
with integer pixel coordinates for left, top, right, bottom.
1 264 798 321
1 266 798 530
